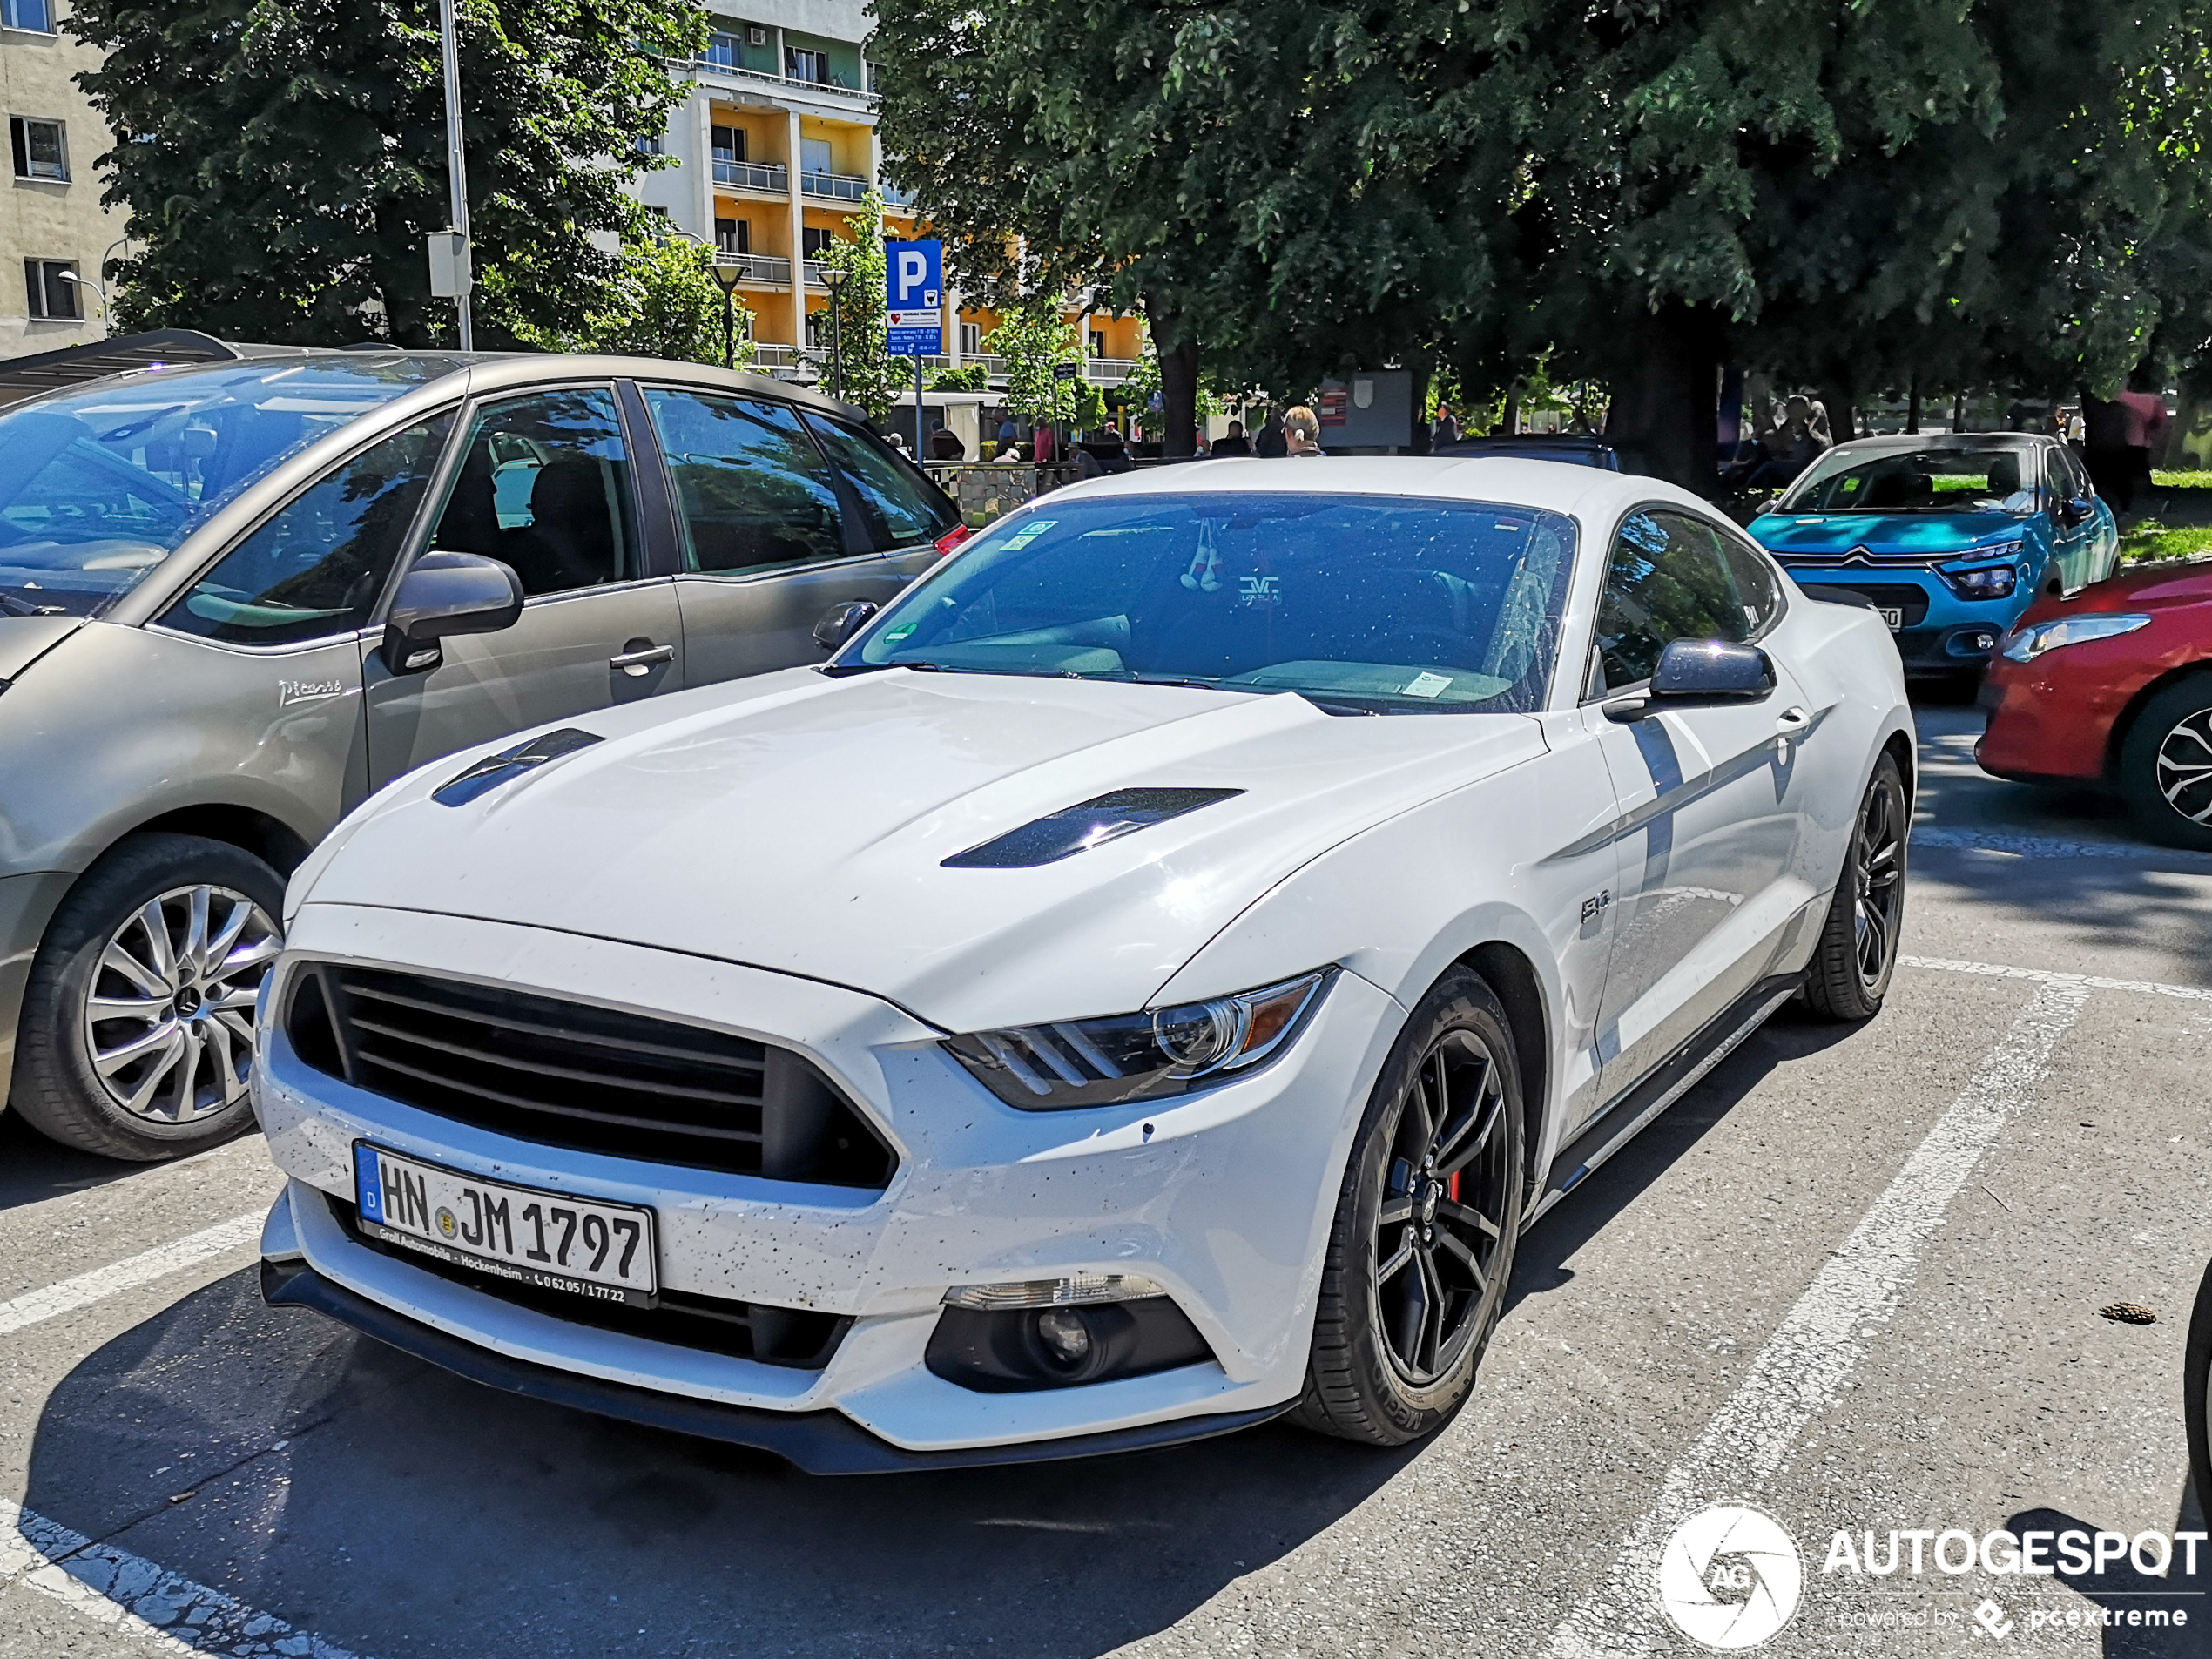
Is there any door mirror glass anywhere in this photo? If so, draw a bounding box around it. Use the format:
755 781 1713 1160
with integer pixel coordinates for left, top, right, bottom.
428 389 638 597
160 412 455 647
813 598 877 652
381 550 523 673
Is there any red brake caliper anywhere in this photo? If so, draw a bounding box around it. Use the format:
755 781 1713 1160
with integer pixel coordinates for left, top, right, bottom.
1447 1170 1460 1204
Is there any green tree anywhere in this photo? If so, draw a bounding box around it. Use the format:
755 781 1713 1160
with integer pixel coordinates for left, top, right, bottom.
989 300 1083 427
810 191 907 419
928 362 989 392
485 233 751 366
73 0 705 347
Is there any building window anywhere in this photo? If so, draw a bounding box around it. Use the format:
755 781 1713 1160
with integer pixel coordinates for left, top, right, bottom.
10 117 67 181
1089 329 1106 359
25 259 80 320
635 132 663 158
705 31 740 69
2 0 53 32
711 124 746 165
804 308 825 348
959 322 981 356
715 218 750 254
786 47 825 83
801 227 834 258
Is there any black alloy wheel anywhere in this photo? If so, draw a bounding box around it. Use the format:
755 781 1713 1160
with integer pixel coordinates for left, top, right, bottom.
1372 1031 1514 1386
1803 753 1909 1020
1298 967 1525 1446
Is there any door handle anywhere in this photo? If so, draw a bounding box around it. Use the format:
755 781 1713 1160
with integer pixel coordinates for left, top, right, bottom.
1776 706 1811 732
610 641 675 678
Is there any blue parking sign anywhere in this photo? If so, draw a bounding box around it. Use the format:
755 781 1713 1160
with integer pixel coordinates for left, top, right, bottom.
885 239 942 357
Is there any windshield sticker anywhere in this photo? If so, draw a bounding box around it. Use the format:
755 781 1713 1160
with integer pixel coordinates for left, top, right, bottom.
1001 519 1055 550
1403 671 1453 698
1239 574 1281 606
884 623 917 643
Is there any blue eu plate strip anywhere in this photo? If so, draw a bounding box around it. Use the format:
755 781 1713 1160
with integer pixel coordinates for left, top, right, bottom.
354 1144 386 1223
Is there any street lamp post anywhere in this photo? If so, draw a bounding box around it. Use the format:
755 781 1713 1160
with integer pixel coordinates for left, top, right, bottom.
708 260 745 370
819 265 849 400
55 269 107 320
437 0 473 349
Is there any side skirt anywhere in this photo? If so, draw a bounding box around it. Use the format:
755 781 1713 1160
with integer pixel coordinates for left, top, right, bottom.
1526 973 1801 1227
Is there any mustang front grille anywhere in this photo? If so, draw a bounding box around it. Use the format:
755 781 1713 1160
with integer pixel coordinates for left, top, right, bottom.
284 963 895 1187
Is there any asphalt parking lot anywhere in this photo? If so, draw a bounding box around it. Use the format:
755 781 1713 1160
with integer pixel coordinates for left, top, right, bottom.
3 694 2209 1659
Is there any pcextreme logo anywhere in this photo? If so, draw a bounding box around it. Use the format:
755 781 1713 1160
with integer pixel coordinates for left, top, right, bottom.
1659 1504 1805 1650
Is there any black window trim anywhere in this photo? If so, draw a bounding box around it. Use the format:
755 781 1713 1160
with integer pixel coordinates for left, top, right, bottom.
798 408 960 553
144 401 466 656
1580 498 1788 706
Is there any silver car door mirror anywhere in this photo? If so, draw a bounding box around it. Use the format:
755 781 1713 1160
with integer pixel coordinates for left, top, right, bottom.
381 550 524 674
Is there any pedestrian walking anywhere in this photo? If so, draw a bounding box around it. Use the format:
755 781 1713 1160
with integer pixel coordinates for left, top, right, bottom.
1433 405 1461 447
2115 373 2169 508
2081 392 2136 510
1284 405 1324 456
1254 410 1288 458
1212 420 1252 457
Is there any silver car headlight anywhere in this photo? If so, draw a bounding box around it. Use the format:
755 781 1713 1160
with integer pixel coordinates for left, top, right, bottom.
2000 614 2152 662
946 969 1334 1110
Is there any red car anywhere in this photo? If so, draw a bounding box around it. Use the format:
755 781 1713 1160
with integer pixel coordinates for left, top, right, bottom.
1978 558 2212 847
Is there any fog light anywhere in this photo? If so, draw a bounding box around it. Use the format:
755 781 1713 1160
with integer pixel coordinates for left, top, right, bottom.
1948 630 1997 657
1035 1308 1095 1366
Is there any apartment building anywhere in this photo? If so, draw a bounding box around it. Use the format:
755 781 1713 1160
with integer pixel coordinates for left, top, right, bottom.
2 0 118 354
639 0 1142 388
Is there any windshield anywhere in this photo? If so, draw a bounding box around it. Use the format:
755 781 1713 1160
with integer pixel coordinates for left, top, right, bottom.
0 354 462 618
1778 441 2041 516
850 492 1578 713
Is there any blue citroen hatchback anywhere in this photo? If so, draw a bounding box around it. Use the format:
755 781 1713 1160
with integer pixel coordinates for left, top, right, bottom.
1748 433 2119 677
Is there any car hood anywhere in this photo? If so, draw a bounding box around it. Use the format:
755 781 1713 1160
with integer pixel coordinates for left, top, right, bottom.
1750 511 2032 563
2012 555 2212 630
302 668 1548 1031
0 616 83 681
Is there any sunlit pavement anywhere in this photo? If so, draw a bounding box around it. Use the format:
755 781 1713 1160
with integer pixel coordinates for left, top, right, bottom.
3 691 2208 1658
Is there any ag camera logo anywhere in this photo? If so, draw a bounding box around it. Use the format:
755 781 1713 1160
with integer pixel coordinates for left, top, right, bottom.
1659 1504 1804 1650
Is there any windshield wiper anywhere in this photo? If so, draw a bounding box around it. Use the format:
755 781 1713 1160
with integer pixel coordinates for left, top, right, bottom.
1120 673 1262 694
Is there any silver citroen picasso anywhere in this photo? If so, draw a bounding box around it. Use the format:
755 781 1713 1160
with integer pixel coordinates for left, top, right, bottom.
0 348 961 1159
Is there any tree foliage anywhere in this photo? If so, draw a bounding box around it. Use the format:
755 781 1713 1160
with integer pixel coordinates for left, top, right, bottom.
810 191 908 420
73 0 705 347
988 300 1083 426
485 233 751 367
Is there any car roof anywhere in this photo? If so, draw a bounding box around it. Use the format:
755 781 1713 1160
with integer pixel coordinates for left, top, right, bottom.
1823 431 2053 458
1034 454 1705 524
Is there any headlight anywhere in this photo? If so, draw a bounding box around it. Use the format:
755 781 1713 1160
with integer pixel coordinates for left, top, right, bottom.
1999 613 2153 663
946 969 1333 1109
1940 563 2019 600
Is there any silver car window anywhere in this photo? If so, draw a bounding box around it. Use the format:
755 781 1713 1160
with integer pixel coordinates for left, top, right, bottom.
426 388 639 597
157 412 455 648
0 355 458 619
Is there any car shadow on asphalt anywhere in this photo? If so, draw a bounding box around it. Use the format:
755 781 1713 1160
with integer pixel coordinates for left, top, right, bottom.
1503 1004 1865 1314
2002 1500 2209 1657
0 1107 147 1212
24 1268 1423 1658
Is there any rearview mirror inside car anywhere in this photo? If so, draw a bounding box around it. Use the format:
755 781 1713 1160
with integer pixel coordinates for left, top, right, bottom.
381 551 525 675
1605 637 1776 722
813 599 879 654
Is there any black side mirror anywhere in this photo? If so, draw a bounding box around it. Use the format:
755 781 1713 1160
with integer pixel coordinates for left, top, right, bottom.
2059 494 2094 528
381 550 524 674
813 599 878 654
1605 637 1776 721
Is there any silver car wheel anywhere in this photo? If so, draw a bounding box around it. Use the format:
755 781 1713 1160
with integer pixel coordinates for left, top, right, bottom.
82 884 281 1124
2155 711 2212 826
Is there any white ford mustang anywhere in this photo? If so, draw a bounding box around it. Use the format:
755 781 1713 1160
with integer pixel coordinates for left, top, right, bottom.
254 458 1913 1471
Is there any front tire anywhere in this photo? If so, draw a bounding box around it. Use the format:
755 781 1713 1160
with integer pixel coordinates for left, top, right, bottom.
1802 752 1908 1021
1297 968 1526 1446
2188 1258 2212 1520
11 833 285 1161
2119 674 2212 852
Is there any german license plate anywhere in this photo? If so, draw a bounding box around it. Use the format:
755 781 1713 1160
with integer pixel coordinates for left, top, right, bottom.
1877 606 1904 631
352 1143 658 1304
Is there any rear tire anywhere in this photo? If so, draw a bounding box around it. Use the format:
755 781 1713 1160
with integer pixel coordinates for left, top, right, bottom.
1802 753 1908 1021
2119 674 2212 852
1296 968 1525 1446
11 833 284 1161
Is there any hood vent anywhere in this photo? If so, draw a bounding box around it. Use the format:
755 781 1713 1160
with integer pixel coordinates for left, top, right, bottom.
943 787 1244 869
434 727 603 807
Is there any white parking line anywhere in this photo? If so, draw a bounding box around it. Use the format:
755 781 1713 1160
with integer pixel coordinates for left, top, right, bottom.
0 1212 263 1339
1544 977 2089 1656
1902 954 2212 1002
1 1494 368 1657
